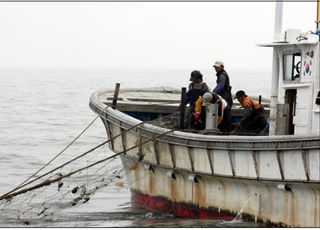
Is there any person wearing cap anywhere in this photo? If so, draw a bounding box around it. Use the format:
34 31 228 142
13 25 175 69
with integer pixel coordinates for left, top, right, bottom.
178 70 210 129
212 61 233 132
234 90 268 134
193 92 228 131
183 70 210 108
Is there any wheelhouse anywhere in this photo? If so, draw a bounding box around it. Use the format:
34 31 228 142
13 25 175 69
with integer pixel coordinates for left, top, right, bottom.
258 29 320 136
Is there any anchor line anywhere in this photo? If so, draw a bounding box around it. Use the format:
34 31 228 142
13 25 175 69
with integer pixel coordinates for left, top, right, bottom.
0 128 175 201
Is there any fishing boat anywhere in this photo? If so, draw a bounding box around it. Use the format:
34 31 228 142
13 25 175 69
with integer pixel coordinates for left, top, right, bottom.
89 3 320 227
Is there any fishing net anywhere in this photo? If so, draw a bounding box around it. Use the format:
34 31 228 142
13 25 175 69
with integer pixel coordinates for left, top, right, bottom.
0 120 170 226
149 107 198 131
149 107 222 135
0 145 129 225
0 106 223 226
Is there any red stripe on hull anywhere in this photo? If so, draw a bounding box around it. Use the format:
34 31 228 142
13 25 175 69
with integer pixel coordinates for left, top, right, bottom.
131 190 233 220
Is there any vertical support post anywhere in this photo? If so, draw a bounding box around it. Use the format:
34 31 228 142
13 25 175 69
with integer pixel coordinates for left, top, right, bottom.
276 150 284 180
180 87 186 130
269 2 283 135
169 144 176 168
205 104 218 130
251 150 260 179
269 49 280 135
120 127 126 155
206 147 214 174
187 147 194 171
228 150 235 177
112 83 121 109
301 149 310 181
259 95 262 104
153 141 160 165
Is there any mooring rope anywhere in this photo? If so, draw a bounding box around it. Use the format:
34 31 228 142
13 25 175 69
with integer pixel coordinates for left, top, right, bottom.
0 128 175 201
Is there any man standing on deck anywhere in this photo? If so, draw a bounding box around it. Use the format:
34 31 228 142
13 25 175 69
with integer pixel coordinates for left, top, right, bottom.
212 61 232 133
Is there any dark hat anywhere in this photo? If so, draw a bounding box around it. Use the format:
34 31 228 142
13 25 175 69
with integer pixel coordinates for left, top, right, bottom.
234 90 247 99
189 70 203 81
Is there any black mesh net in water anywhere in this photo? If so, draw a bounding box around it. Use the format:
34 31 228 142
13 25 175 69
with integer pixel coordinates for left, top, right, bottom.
0 131 168 226
0 147 128 224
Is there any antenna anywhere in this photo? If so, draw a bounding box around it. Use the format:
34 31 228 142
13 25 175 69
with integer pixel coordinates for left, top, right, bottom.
317 0 320 30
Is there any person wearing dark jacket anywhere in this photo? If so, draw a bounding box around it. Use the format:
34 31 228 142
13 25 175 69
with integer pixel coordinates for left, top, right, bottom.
234 90 268 133
179 70 210 129
212 61 232 132
185 70 210 108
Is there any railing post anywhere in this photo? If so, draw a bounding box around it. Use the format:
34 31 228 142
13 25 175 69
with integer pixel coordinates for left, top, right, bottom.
259 95 262 104
112 83 121 109
180 87 186 129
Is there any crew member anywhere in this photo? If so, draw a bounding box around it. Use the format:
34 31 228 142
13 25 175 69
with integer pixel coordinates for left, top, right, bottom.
179 70 210 129
234 90 268 134
212 61 232 132
193 92 228 131
185 70 210 108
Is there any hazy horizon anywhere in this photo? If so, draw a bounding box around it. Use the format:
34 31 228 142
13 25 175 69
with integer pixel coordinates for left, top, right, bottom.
0 2 317 70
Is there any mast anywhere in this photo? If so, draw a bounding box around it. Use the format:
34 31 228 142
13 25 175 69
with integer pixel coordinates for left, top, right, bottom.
273 2 283 42
269 1 283 135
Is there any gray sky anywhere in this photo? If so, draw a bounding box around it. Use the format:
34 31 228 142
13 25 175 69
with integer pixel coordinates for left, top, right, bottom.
0 2 317 70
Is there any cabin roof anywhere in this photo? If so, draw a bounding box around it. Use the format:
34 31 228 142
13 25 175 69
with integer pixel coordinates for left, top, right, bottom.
256 40 318 47
257 33 319 47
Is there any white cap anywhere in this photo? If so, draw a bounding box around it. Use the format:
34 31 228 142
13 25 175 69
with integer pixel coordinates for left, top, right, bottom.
202 93 213 106
213 61 224 67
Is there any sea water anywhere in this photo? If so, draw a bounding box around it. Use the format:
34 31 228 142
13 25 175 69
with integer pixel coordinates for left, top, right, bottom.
0 68 271 227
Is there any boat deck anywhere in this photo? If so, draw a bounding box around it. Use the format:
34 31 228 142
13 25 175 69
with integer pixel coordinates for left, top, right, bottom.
98 87 270 119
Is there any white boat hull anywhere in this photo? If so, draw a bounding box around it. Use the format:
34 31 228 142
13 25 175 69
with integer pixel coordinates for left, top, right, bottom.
89 88 320 227
121 155 319 227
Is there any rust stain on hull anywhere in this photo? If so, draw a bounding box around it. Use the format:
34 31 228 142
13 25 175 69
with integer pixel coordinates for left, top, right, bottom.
130 188 291 227
120 152 320 227
129 164 138 171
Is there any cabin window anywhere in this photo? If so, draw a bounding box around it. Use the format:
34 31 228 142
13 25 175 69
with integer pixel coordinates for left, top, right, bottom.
283 51 301 82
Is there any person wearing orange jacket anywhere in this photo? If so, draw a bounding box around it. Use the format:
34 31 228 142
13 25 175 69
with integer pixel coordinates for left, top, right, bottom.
234 90 268 133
